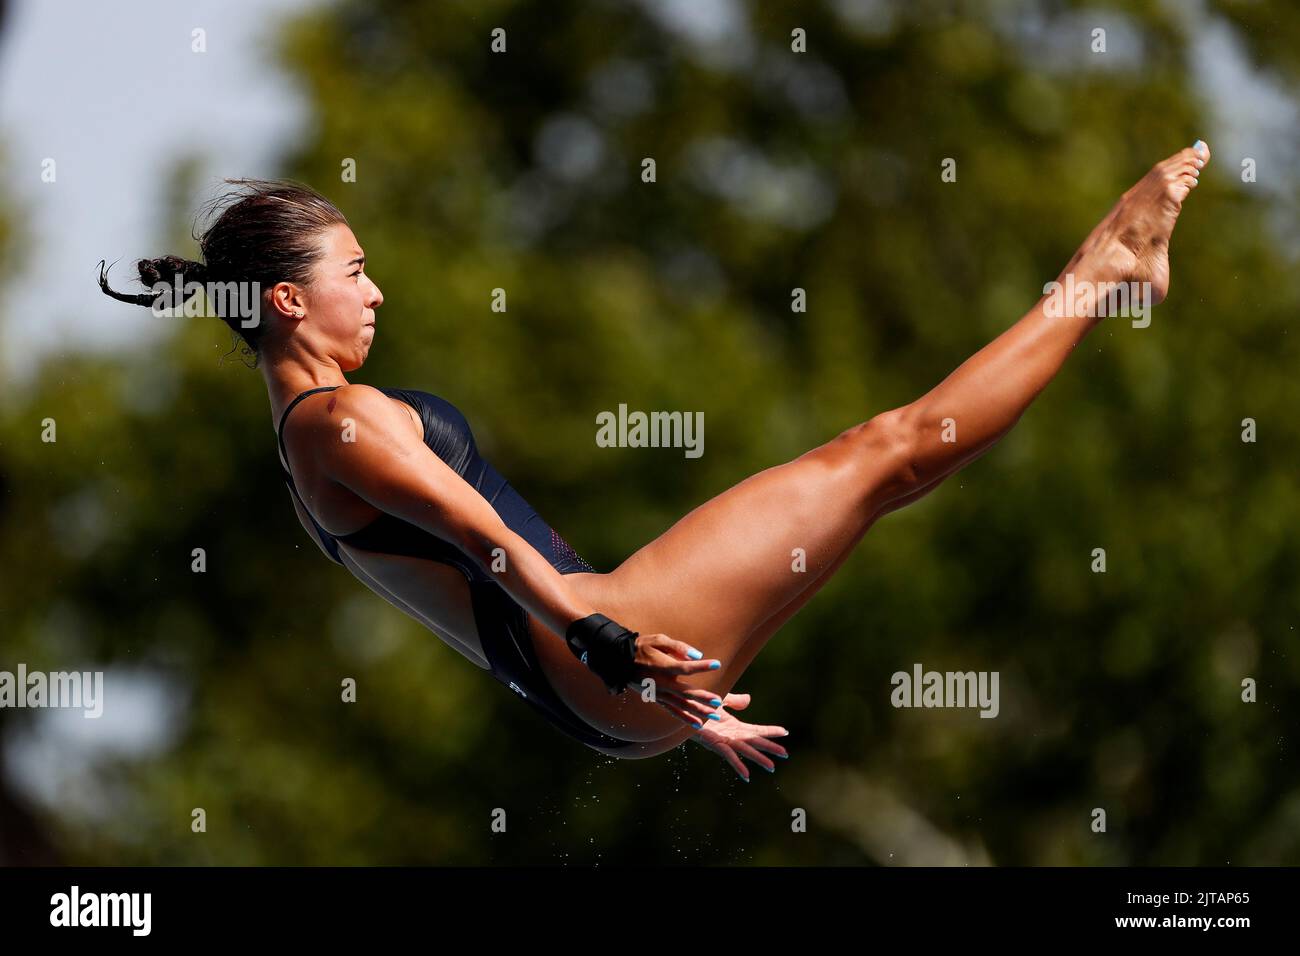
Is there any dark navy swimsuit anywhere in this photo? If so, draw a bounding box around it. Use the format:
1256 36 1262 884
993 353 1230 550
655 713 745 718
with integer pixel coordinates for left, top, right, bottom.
276 385 634 752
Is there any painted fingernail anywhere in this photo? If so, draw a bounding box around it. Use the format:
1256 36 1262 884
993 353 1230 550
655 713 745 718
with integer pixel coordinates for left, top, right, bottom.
776 753 789 759
709 698 722 707
764 765 775 772
693 720 703 729
709 661 721 670
740 775 750 783
686 648 703 660
708 713 722 721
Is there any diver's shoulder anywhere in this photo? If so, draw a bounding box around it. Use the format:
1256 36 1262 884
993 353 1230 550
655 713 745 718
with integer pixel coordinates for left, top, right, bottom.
289 384 413 436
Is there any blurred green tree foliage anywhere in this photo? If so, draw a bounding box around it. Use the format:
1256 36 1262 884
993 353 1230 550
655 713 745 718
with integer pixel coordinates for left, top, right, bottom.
1 0 1298 864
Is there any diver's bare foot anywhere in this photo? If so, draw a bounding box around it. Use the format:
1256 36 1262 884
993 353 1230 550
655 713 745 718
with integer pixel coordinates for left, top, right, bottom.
1069 141 1210 307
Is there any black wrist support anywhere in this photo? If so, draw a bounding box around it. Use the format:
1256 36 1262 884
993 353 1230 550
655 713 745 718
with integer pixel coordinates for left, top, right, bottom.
565 613 639 694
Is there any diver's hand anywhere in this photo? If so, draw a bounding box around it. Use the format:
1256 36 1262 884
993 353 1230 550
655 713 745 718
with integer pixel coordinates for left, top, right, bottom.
688 693 790 781
625 633 724 728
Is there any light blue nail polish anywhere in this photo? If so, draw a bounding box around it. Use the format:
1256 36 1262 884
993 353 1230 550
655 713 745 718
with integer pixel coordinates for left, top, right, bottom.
686 648 703 660
776 753 788 759
1193 139 1205 152
765 765 775 772
710 698 722 707
709 661 721 670
741 775 750 783
708 713 722 721
693 720 703 729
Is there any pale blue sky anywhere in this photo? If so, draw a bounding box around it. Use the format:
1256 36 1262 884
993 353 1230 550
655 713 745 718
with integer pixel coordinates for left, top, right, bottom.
0 0 323 388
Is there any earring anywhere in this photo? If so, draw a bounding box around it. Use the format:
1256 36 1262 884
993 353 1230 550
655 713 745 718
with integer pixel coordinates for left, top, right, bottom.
294 311 304 317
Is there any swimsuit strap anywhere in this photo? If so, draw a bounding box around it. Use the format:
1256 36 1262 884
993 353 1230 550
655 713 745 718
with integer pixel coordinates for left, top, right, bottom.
276 385 347 567
276 386 343 477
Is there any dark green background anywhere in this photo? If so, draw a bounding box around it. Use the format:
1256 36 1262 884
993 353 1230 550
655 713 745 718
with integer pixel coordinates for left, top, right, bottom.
1 0 1297 864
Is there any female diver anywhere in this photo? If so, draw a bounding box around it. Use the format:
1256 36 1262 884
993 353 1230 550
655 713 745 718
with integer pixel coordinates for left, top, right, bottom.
100 142 1209 781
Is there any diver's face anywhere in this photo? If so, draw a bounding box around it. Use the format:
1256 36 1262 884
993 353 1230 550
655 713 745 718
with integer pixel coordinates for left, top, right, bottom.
295 223 384 370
